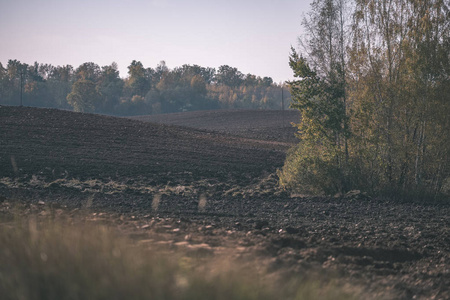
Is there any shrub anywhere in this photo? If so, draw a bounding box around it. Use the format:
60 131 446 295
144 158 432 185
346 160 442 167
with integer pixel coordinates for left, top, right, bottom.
278 142 344 195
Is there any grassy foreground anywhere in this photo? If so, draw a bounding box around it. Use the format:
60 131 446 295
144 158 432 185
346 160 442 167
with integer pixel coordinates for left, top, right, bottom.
0 210 358 300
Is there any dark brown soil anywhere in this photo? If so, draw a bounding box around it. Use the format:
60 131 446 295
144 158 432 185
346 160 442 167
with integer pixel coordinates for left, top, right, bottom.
1 106 449 300
130 109 300 144
1 106 286 184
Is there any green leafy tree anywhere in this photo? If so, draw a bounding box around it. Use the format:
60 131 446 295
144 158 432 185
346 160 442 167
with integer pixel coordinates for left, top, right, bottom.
75 62 101 82
67 79 101 112
216 65 244 87
0 62 14 105
190 74 207 95
244 74 258 86
126 60 151 97
174 64 216 84
5 60 29 106
47 65 74 108
97 62 123 113
22 62 54 107
260 77 273 87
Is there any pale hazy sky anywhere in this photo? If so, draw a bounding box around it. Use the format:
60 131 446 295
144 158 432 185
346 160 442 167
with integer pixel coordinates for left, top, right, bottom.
0 0 311 83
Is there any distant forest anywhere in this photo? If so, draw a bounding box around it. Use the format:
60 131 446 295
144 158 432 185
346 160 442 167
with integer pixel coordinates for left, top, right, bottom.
0 60 291 115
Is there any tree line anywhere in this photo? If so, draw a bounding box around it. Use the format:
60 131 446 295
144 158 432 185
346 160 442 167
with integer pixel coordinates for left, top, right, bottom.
0 60 291 115
279 0 449 199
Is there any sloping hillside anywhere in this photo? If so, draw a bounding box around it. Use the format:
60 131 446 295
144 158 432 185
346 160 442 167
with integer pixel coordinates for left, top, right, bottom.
131 109 300 144
0 106 286 184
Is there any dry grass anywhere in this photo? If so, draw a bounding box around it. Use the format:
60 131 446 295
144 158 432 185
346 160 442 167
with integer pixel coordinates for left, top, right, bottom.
0 210 359 300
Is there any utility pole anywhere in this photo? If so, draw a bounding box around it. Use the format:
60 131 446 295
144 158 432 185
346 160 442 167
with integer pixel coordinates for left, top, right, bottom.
281 84 285 128
19 68 24 107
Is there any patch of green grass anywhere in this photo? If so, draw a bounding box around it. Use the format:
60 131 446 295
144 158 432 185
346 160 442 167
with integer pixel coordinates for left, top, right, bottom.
0 213 359 300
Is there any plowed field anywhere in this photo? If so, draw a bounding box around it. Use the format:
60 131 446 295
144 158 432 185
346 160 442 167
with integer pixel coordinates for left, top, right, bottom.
131 109 300 144
1 106 449 300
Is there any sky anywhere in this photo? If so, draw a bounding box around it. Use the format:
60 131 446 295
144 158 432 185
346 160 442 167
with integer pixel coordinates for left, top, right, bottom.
0 0 312 83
